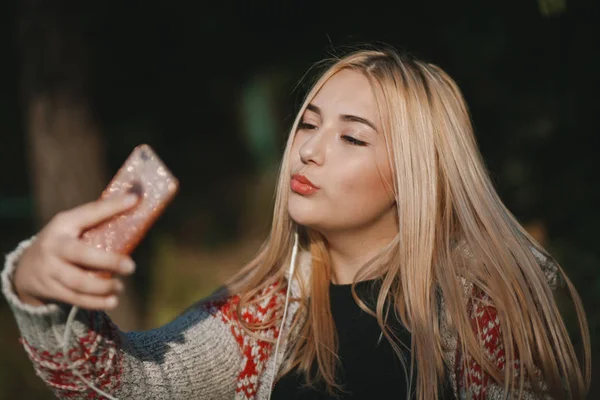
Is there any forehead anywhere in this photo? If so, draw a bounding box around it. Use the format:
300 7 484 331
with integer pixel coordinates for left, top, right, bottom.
310 69 381 124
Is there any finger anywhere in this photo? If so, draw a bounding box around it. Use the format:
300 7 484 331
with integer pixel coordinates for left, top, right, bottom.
59 194 140 233
49 278 119 311
59 238 136 275
85 269 114 279
55 261 124 296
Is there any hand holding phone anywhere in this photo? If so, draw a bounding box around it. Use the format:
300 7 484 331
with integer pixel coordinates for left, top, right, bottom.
13 144 179 308
80 144 179 277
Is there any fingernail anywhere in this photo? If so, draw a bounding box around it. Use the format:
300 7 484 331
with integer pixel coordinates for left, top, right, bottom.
115 281 124 292
106 296 118 308
120 259 136 273
124 194 138 206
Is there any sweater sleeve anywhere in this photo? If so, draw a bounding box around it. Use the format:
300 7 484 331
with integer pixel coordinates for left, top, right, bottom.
455 249 562 400
455 290 550 400
442 248 560 400
1 237 242 400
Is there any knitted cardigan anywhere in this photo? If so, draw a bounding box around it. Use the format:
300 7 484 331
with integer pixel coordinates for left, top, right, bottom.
2 237 558 399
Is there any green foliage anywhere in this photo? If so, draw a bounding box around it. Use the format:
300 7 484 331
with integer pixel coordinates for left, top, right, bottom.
538 0 566 16
240 76 279 171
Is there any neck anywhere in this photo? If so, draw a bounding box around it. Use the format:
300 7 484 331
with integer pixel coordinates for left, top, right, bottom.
321 219 397 285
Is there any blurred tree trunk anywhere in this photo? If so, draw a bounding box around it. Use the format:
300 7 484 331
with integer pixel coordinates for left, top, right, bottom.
18 0 140 331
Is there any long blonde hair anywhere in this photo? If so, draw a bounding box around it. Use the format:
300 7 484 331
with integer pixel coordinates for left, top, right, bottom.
223 47 590 399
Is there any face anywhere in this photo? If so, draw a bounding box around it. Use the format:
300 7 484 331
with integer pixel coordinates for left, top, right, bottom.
288 68 397 235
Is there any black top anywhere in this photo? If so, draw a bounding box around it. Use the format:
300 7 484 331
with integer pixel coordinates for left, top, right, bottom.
270 279 416 399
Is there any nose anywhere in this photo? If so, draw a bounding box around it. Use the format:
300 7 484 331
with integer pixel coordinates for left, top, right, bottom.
298 130 326 166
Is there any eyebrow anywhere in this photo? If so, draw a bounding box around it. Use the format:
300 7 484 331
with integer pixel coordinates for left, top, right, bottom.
305 103 378 133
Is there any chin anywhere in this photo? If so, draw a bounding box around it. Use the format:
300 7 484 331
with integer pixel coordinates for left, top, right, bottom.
288 209 317 228
288 201 324 229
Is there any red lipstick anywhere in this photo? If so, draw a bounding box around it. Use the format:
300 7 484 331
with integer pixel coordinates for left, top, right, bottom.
291 173 319 195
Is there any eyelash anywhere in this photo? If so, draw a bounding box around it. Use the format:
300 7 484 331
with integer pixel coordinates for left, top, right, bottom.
298 122 368 147
342 136 367 146
298 122 317 130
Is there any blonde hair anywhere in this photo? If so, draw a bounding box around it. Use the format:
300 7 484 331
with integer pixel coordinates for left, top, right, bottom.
223 47 590 399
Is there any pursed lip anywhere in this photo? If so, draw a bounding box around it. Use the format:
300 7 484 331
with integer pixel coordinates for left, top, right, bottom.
291 173 318 189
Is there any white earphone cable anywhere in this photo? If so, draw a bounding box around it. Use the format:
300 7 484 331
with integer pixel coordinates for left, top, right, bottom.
62 306 120 400
60 232 300 400
267 231 299 399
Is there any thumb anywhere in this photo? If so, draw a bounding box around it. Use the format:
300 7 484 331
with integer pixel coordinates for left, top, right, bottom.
63 194 140 234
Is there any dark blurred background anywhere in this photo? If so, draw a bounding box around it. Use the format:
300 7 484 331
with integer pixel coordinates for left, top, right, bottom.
1 0 598 398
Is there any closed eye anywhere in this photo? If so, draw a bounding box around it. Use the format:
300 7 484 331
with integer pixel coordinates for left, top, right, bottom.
298 122 318 130
342 135 368 146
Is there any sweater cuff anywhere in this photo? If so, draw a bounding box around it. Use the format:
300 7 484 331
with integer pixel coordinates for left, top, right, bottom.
1 237 71 350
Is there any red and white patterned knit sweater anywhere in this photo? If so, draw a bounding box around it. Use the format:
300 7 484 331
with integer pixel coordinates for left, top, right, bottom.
2 238 555 399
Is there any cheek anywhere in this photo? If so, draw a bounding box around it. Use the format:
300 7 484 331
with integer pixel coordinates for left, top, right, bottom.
334 157 394 212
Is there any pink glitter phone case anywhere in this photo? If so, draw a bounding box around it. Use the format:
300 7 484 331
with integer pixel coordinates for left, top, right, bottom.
80 144 179 277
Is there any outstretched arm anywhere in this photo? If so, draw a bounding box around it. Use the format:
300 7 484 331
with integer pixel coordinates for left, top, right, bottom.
3 238 241 399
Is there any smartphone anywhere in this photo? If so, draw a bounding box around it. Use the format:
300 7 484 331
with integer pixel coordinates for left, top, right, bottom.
80 144 179 277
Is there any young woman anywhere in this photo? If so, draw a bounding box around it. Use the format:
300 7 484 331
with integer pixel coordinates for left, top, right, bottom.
2 47 590 400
